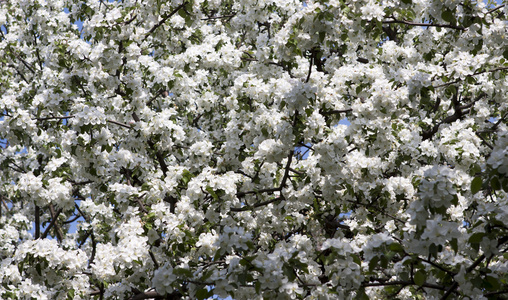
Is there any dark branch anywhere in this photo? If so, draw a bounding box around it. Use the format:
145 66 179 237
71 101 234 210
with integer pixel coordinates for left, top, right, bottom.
107 119 132 129
362 280 449 291
357 57 369 64
435 66 508 88
487 4 505 14
441 237 508 300
382 25 399 43
35 115 133 129
319 108 352 115
149 251 159 270
41 207 63 239
201 14 236 21
305 51 313 83
383 18 465 30
230 196 284 212
144 2 187 40
35 205 41 239
236 187 280 198
35 115 75 121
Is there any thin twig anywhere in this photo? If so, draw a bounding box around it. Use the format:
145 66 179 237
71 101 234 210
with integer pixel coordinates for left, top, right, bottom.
435 66 508 88
149 251 159 269
305 52 313 83
107 119 132 129
128 290 166 300
487 4 505 14
143 2 187 40
319 108 352 115
35 115 75 121
382 18 465 30
230 196 284 212
201 14 236 21
363 280 449 291
236 187 280 198
35 206 41 239
41 207 63 239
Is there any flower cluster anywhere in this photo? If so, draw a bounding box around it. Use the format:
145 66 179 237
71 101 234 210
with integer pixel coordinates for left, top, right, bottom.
1 0 507 299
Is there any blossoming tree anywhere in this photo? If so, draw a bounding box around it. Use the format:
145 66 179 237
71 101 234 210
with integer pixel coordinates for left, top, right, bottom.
1 0 508 299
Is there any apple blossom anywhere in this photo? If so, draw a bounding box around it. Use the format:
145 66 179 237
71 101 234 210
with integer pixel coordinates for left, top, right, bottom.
1 0 508 299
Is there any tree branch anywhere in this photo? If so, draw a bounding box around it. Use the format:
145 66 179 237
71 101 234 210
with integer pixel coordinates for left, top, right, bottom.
35 205 41 239
107 119 132 129
149 250 159 269
434 66 508 88
35 115 75 121
41 206 63 239
383 18 465 30
8 64 30 83
362 280 449 291
236 187 281 198
441 237 508 299
143 2 187 40
319 108 352 116
230 196 284 212
201 14 236 21
35 115 133 129
14 52 36 73
305 51 313 83
487 4 505 14
129 291 165 300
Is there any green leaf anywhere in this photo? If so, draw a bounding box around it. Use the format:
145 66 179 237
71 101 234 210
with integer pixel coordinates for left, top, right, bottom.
196 288 211 300
469 163 482 176
283 264 296 281
351 254 362 266
181 169 193 185
429 243 439 258
369 256 379 271
400 271 410 281
471 177 482 194
213 249 222 261
450 238 458 253
451 195 459 206
238 273 247 285
485 275 501 290
67 290 75 300
414 270 426 286
205 186 219 200
255 281 261 294
502 178 508 193
389 243 404 253
469 232 485 244
380 255 388 269
491 176 501 190
322 252 336 265
441 10 454 23
445 85 457 98
173 268 193 277
355 287 369 300
318 31 326 43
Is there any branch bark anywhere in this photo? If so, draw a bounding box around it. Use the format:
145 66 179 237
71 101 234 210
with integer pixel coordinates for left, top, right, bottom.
144 2 187 40
42 204 64 241
35 205 41 239
383 18 465 30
